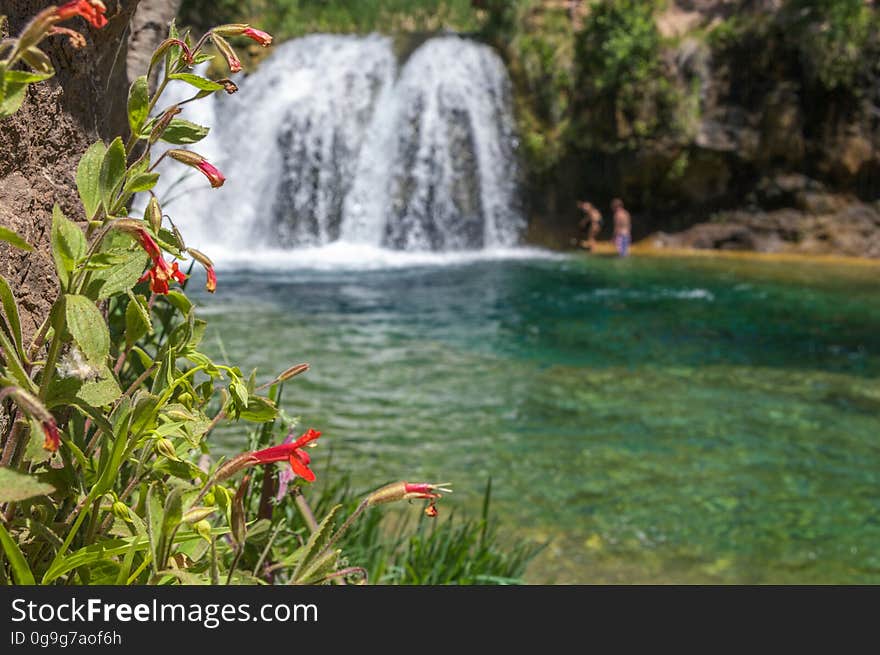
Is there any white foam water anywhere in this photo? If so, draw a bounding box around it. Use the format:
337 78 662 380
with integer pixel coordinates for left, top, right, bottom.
148 33 526 263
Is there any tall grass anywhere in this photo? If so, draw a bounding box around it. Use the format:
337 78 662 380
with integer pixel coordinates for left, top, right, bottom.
308 473 544 584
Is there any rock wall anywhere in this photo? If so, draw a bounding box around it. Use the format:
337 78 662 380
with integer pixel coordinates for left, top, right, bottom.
514 0 880 256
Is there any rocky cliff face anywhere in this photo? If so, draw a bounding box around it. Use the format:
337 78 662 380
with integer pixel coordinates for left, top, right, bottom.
512 0 880 256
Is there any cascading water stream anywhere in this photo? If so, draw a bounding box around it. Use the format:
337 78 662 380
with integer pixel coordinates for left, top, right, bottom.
152 33 524 261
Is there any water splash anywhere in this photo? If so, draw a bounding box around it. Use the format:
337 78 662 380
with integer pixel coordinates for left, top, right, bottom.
151 34 524 256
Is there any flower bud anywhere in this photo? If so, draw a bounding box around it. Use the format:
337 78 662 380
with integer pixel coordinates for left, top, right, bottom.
0 386 59 452
242 27 272 46
211 34 242 73
186 247 217 293
216 78 238 94
155 438 178 461
366 481 452 506
144 196 163 233
276 363 310 384
194 519 213 542
183 506 216 523
113 501 132 523
211 23 250 37
167 150 225 188
149 105 182 145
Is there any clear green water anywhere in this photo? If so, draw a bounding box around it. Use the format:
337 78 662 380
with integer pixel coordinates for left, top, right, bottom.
193 253 880 583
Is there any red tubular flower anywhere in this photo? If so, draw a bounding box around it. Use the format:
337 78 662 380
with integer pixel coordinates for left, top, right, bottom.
242 27 273 46
187 248 217 293
225 53 242 74
213 429 323 486
135 228 162 261
139 261 186 294
42 419 60 453
134 228 187 295
206 266 217 293
167 150 225 188
403 482 445 500
197 161 225 188
251 428 322 483
366 481 453 506
55 0 108 28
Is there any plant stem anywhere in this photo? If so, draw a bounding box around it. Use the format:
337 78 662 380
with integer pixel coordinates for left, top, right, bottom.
0 419 24 468
294 489 319 533
322 498 370 557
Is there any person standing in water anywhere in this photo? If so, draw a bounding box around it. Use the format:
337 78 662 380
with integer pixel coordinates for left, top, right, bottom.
611 198 631 257
577 201 602 252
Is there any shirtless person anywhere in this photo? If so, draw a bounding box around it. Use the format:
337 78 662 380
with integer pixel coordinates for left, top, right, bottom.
577 201 602 252
611 198 631 257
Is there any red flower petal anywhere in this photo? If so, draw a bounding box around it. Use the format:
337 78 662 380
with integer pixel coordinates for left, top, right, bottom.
289 451 316 482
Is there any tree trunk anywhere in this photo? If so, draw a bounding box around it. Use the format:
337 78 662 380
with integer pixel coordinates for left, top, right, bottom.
0 0 180 433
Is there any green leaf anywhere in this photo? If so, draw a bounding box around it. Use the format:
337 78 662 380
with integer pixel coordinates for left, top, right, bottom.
51 205 86 289
0 226 33 252
3 70 52 84
295 548 340 585
192 53 214 65
76 141 107 220
0 327 31 389
131 393 161 437
168 73 224 92
0 521 35 585
125 292 153 347
43 537 146 585
76 374 122 407
98 137 126 214
93 232 149 300
0 81 27 118
123 172 159 195
165 19 181 72
164 290 192 315
93 427 129 496
229 378 249 410
77 251 126 271
159 118 210 145
127 75 150 134
65 294 110 364
160 487 183 564
0 274 23 354
239 396 278 423
0 467 56 503
21 46 53 75
291 504 341 582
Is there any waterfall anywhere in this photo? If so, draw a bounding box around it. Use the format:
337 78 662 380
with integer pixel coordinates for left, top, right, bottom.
152 34 524 258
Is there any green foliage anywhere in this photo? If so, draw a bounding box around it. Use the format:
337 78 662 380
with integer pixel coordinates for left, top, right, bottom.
0 226 33 252
576 0 662 94
179 0 481 39
572 0 676 145
785 0 877 91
